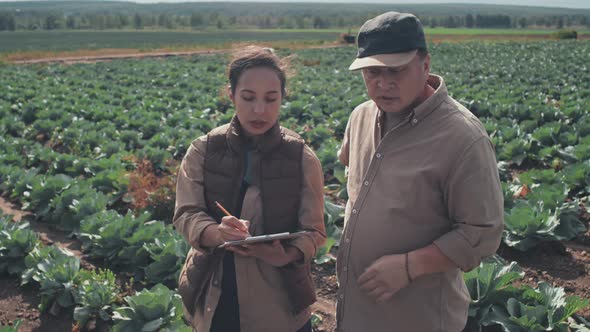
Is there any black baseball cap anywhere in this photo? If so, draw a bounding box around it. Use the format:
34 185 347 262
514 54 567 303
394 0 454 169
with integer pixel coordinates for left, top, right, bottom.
349 12 427 71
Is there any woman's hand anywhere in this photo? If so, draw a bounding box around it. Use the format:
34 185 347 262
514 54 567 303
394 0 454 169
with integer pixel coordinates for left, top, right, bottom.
218 216 251 242
227 240 303 267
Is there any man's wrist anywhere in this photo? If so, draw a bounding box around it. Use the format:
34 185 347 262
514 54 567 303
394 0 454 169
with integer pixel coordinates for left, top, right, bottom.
408 244 457 280
405 252 413 283
407 250 420 281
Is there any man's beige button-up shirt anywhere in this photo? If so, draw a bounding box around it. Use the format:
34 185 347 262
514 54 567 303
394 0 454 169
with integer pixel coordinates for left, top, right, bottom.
336 75 504 332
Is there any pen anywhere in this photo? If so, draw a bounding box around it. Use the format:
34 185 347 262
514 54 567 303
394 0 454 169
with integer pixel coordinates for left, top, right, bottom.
215 201 232 217
215 201 251 242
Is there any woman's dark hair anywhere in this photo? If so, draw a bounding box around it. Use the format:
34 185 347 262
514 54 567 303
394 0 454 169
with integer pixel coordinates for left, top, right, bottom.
227 45 290 97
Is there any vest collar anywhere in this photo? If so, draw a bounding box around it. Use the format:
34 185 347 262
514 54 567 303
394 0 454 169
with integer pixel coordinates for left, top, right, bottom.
226 115 282 155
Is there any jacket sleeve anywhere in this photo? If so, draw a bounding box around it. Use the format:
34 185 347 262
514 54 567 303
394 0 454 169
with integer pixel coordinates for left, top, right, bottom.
289 145 327 264
173 136 218 252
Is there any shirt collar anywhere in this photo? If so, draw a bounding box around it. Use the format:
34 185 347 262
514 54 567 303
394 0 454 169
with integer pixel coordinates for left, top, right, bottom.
375 74 448 130
409 74 448 126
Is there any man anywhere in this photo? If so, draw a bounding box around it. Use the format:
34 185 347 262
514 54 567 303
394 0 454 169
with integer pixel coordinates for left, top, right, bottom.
336 12 504 331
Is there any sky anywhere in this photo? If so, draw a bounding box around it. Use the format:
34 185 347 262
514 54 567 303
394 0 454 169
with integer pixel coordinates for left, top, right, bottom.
0 0 588 9
123 0 590 9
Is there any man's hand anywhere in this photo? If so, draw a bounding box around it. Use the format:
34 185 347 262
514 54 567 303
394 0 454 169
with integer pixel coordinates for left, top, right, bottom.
227 240 302 267
358 254 410 304
218 216 250 242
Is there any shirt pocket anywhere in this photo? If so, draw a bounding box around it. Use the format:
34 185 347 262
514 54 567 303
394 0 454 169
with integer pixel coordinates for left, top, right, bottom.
380 174 418 213
382 168 445 221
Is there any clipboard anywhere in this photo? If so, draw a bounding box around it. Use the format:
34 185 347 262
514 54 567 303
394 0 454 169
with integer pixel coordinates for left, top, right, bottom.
218 231 310 248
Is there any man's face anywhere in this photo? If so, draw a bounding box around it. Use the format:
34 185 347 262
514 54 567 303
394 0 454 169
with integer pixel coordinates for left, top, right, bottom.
361 53 430 113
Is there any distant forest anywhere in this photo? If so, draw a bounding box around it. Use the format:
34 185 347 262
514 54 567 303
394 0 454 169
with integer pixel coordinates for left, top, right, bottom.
0 1 589 31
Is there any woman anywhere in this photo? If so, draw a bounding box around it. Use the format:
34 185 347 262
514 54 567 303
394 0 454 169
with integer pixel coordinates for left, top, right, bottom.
173 46 326 332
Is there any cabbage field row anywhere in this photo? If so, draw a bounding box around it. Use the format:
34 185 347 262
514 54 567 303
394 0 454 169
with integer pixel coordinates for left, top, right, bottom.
1 41 590 331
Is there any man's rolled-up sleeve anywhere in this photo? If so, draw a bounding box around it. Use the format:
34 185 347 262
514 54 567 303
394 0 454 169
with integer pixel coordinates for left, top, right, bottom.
173 136 218 252
433 137 504 272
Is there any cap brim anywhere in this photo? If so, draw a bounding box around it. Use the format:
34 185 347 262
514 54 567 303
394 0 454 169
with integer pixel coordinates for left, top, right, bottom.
349 49 418 71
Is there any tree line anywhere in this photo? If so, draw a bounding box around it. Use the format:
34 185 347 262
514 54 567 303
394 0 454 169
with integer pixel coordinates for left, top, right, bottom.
0 11 588 31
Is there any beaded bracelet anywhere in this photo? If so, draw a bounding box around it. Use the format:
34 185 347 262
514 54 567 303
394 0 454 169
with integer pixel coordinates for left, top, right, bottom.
405 252 413 283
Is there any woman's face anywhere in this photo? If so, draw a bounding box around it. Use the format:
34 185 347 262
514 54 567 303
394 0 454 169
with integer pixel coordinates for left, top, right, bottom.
230 66 282 136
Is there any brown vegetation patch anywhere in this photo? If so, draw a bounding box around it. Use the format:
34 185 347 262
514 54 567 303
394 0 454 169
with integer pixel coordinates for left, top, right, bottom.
123 157 178 221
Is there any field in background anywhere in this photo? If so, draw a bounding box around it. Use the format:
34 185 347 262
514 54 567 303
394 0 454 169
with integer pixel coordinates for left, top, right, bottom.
0 30 343 53
1 28 589 62
1 41 590 331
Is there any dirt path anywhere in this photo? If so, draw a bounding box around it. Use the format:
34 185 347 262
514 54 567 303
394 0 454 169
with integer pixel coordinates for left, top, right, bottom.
311 263 338 331
9 49 231 65
0 197 89 267
8 44 347 65
0 197 29 222
0 199 70 330
0 275 75 332
0 197 99 331
6 33 588 66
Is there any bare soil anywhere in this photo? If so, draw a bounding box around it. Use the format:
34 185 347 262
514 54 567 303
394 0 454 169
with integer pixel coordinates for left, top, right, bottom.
5 43 344 65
